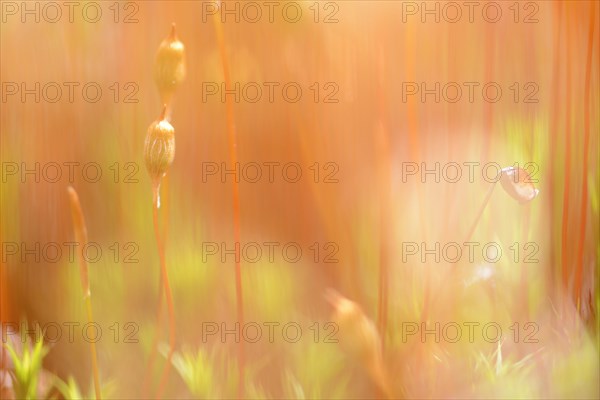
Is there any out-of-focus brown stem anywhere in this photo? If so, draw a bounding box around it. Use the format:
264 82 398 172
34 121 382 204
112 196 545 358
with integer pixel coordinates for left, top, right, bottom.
142 275 164 398
520 205 532 320
548 1 562 309
482 21 494 162
375 47 390 347
463 182 497 247
575 1 596 313
85 296 101 400
0 243 5 390
405 21 428 330
67 187 101 400
142 176 169 397
162 174 170 253
212 8 245 397
560 8 572 310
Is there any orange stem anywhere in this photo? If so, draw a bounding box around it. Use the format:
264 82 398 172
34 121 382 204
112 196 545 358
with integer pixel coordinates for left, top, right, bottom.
421 182 497 323
376 46 390 346
560 8 572 302
575 1 596 312
85 296 102 400
153 183 176 399
212 9 244 397
548 1 562 304
141 284 164 397
405 16 428 329
0 233 7 391
520 204 532 320
67 187 101 400
482 19 495 162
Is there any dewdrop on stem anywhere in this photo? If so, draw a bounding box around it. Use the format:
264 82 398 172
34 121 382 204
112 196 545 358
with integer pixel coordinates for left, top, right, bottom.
144 105 175 208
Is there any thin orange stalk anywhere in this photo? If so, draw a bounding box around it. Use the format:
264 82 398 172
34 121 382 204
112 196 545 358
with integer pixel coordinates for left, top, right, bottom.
0 233 8 391
405 24 425 238
376 46 390 346
142 104 177 399
443 22 457 260
405 23 429 387
145 22 183 396
162 174 170 248
421 181 497 323
463 182 497 247
548 1 562 306
405 18 428 320
142 178 169 398
482 21 495 162
67 187 101 400
294 119 363 300
377 217 389 346
141 261 164 398
85 297 100 397
153 181 176 399
520 204 532 320
560 8 572 303
575 1 596 312
142 180 168 399
212 9 244 397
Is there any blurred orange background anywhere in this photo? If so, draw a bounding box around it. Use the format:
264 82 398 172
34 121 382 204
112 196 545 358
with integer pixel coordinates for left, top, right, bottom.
1 1 599 398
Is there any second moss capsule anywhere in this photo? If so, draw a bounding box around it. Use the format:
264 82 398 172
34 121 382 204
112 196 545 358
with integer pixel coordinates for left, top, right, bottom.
154 23 186 106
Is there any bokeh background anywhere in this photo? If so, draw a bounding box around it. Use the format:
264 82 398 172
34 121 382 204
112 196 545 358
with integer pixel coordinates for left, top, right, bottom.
1 1 599 398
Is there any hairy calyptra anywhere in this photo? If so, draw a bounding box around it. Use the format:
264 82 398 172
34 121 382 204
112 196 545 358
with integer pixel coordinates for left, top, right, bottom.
154 23 186 106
